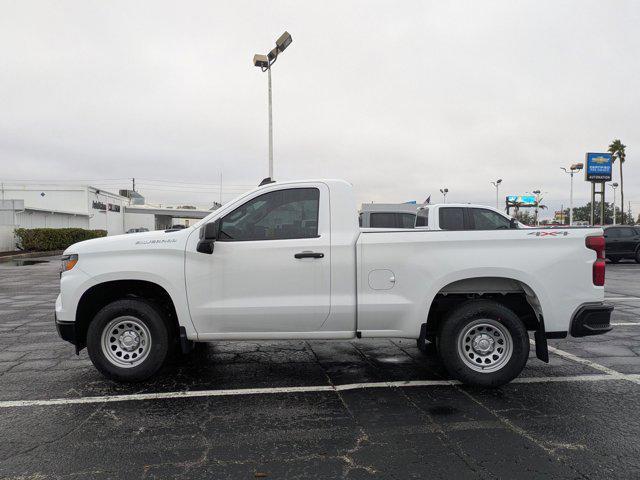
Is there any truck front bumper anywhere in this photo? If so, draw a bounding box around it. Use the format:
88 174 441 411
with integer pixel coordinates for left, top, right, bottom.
570 303 614 337
55 315 77 346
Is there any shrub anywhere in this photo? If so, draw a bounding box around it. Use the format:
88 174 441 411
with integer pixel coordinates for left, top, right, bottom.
14 228 107 251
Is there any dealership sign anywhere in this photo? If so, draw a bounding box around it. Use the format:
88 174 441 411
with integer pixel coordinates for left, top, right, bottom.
92 201 121 212
584 152 612 182
506 195 537 207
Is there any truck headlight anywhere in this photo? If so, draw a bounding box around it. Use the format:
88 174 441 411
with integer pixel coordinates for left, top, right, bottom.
61 254 78 273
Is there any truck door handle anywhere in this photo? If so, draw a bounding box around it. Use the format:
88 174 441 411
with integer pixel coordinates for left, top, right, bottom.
294 251 324 259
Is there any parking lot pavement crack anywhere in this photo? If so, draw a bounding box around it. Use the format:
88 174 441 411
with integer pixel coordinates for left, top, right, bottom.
455 388 591 480
336 428 378 478
0 403 105 464
395 386 497 479
304 341 380 478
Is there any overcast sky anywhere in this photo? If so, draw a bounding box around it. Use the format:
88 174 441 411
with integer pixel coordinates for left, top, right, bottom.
1 1 639 217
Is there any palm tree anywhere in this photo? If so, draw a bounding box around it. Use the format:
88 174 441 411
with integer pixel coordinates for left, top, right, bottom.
608 139 626 222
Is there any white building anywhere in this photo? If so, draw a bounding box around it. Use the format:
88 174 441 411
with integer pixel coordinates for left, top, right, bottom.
0 184 212 252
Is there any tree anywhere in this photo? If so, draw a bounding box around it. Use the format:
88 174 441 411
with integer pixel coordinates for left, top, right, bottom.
608 139 626 221
567 201 635 225
576 202 613 224
515 210 536 226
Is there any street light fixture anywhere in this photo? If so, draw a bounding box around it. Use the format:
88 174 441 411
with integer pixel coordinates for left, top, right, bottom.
440 188 449 203
561 163 583 226
253 31 293 180
611 182 619 225
490 178 502 210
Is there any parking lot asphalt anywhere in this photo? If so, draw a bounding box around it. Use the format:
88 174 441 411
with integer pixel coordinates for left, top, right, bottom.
1 256 640 479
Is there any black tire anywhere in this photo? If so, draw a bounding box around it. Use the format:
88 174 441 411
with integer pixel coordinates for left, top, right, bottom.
438 300 529 387
635 249 640 264
86 298 171 382
609 256 620 264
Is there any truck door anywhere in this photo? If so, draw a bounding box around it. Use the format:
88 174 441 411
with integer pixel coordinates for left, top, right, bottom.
185 184 331 336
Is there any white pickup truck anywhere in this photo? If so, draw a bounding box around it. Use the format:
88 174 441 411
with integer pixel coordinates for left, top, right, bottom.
55 179 613 387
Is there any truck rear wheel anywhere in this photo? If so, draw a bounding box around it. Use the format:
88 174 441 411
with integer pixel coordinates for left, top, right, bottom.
86 299 170 382
438 300 529 387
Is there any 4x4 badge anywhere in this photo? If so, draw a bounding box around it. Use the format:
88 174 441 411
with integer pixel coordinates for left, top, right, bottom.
527 231 569 237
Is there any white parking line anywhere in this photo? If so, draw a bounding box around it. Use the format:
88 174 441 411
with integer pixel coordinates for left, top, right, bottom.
544 344 623 377
1 374 639 409
611 322 640 326
605 297 640 301
539 341 640 386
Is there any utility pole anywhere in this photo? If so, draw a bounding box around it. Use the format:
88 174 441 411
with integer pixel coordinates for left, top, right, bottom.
132 178 136 192
611 182 618 225
561 163 583 226
219 171 223 205
268 67 273 178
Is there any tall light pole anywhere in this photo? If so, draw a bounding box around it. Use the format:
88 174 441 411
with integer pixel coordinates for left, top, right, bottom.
253 31 293 180
611 182 619 225
491 179 502 210
440 188 448 203
560 163 583 226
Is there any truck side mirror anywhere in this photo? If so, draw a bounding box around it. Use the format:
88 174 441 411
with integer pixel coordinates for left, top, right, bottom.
509 218 518 229
197 220 219 254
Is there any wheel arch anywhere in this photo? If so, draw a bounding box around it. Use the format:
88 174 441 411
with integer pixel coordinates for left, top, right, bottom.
74 279 180 352
423 275 544 339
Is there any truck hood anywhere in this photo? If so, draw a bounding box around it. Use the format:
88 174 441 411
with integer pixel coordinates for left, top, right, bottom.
64 228 193 255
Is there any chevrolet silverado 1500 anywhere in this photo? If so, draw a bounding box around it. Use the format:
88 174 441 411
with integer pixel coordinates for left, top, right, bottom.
55 179 613 386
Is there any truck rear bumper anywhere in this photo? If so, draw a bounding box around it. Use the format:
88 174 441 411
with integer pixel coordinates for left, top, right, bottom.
570 303 614 337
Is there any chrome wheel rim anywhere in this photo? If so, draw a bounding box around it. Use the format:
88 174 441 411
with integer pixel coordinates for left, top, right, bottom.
457 318 513 373
101 316 152 368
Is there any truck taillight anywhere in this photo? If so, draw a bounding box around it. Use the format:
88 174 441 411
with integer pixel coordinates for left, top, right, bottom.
586 236 605 286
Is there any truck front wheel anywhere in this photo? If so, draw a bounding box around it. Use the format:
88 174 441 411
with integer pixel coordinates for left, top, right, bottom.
438 300 529 387
86 299 170 382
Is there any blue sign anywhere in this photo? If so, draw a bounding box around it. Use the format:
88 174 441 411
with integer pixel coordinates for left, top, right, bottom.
585 152 612 182
506 195 537 207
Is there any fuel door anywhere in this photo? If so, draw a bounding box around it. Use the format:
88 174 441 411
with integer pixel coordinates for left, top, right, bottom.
368 269 396 290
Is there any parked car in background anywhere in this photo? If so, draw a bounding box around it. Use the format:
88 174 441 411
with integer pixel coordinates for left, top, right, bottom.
359 203 419 229
603 225 640 263
360 203 518 230
125 228 149 234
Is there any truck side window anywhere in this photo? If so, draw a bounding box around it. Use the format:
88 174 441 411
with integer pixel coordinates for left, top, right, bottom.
606 228 621 238
439 207 465 230
369 212 416 228
470 208 511 230
218 188 319 241
370 212 396 228
398 213 416 228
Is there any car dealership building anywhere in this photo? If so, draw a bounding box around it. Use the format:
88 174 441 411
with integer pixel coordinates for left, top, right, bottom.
0 184 212 252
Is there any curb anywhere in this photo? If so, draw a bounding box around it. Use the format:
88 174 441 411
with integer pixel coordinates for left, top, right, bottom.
0 250 65 262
